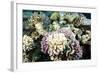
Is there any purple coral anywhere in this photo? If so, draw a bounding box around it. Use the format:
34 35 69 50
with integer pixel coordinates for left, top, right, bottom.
41 27 82 60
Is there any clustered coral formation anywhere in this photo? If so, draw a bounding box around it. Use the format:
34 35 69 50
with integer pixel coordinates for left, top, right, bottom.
41 28 83 60
23 11 91 62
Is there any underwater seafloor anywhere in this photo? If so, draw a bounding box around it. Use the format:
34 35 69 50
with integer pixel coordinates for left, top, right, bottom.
22 10 91 62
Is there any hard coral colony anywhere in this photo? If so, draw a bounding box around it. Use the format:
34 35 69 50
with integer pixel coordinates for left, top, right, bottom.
23 10 91 62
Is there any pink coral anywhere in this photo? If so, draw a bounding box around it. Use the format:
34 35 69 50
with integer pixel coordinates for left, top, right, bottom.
41 27 82 60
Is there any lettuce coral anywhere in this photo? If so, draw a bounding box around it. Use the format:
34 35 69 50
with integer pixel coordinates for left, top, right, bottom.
41 27 82 61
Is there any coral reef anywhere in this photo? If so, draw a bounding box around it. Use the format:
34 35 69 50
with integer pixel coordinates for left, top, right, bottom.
22 10 91 62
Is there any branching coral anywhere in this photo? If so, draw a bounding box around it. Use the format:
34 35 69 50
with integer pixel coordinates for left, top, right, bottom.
28 12 47 35
23 35 33 52
22 35 34 62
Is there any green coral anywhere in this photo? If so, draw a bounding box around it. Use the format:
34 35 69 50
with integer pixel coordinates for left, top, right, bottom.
64 13 80 23
50 12 60 21
49 21 60 31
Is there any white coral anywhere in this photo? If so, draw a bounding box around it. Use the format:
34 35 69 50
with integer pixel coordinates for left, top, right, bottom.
81 31 91 44
47 32 68 57
35 22 46 35
23 35 33 51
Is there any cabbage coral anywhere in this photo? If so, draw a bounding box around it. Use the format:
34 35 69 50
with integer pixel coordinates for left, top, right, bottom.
41 27 82 61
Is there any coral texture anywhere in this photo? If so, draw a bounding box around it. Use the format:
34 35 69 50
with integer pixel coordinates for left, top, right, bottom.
22 10 91 62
